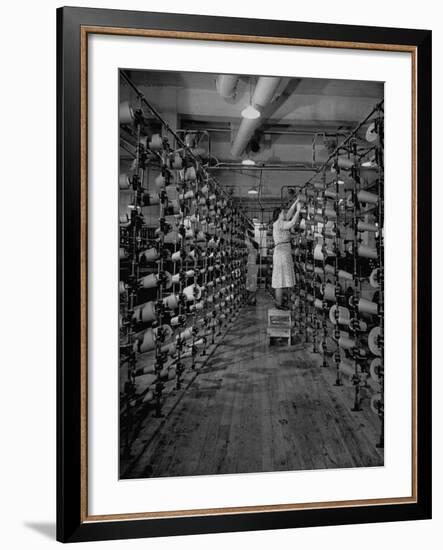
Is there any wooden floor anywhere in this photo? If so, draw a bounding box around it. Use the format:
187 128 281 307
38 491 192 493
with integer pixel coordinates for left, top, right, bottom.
123 292 383 479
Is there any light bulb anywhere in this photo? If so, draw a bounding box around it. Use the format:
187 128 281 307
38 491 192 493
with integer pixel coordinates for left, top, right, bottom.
241 105 261 119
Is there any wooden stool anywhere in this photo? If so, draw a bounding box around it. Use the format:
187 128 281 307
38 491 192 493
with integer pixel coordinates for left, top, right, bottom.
267 308 292 346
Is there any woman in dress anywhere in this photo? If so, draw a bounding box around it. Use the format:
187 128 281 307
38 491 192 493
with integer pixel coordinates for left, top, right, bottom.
271 198 302 309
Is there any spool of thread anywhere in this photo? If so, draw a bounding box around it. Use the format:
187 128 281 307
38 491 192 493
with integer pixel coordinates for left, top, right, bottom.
155 174 166 189
370 357 383 382
185 166 197 182
339 360 356 377
163 294 180 310
338 334 355 350
119 248 128 260
143 390 155 404
357 190 378 205
182 284 202 302
171 270 194 284
324 189 338 199
190 301 204 312
368 326 382 356
314 244 325 261
358 297 378 315
163 231 180 244
133 301 157 323
119 281 126 294
357 220 378 232
369 268 380 288
329 305 351 325
161 341 177 355
358 244 378 259
178 327 193 341
119 174 131 190
172 153 183 170
370 393 383 415
139 247 159 263
139 273 159 289
365 121 379 144
171 250 182 263
322 283 337 302
338 269 353 281
323 207 336 219
119 101 134 124
149 134 163 151
337 156 354 170
314 298 323 309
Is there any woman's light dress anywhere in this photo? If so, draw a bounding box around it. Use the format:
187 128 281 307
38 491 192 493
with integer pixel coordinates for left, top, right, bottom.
272 219 295 289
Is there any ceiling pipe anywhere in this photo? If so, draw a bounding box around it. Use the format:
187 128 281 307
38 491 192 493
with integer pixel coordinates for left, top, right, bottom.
216 75 239 99
230 76 281 158
252 76 281 108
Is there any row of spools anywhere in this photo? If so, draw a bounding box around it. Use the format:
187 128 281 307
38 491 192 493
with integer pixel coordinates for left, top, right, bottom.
286 117 384 447
119 97 250 449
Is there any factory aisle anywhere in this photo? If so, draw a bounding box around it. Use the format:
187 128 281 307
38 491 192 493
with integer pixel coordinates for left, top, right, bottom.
124 291 383 479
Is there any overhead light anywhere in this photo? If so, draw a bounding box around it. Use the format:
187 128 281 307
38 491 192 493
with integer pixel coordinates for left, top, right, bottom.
241 104 261 119
248 186 259 195
337 179 345 185
242 158 256 166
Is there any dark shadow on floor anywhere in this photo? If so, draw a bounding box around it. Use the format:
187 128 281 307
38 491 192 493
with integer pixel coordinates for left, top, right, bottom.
24 522 56 540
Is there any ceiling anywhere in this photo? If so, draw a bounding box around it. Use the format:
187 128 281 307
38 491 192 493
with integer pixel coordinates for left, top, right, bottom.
120 70 383 214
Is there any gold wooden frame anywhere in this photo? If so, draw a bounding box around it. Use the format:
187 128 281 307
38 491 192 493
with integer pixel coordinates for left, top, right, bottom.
79 26 418 523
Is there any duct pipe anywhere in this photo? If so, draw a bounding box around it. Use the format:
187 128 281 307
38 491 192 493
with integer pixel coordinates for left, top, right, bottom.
216 75 239 99
252 76 281 108
230 76 281 158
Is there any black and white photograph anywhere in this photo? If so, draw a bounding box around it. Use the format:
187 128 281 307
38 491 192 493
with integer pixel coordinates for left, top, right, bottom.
119 69 385 479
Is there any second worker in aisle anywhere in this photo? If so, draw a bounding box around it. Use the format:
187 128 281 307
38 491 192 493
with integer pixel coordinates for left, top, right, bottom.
271 197 302 310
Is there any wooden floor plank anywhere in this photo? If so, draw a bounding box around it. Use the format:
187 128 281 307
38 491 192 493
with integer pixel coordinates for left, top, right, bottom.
123 291 383 479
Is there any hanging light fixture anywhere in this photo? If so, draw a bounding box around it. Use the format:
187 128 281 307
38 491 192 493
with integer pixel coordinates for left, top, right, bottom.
242 158 256 166
248 186 259 194
241 77 261 119
241 104 261 119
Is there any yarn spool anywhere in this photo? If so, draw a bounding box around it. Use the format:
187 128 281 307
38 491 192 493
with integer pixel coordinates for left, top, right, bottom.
370 393 383 415
171 250 183 263
329 305 351 325
338 334 356 350
155 174 166 189
368 326 382 356
138 325 172 353
119 174 131 190
322 283 337 302
357 220 378 233
357 190 378 205
171 153 183 170
139 247 159 263
358 244 378 259
182 284 202 302
133 301 157 323
358 297 378 316
190 301 204 312
365 121 380 144
149 133 163 151
314 244 325 261
338 269 353 282
178 327 194 341
119 101 134 124
119 281 126 294
162 293 180 310
171 270 194 284
369 357 383 382
185 166 197 182
369 268 380 289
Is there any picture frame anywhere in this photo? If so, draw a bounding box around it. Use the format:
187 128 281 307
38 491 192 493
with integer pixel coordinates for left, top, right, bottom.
57 6 432 543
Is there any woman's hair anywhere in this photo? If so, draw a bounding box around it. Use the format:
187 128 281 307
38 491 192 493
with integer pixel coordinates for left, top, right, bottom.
272 206 284 223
